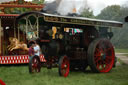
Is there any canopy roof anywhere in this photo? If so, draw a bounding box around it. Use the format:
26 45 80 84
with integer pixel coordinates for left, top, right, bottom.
16 11 123 28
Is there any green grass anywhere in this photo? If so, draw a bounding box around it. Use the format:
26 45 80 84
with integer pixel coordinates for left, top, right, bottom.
115 49 128 57
115 49 128 53
0 65 128 85
118 58 127 65
123 54 128 57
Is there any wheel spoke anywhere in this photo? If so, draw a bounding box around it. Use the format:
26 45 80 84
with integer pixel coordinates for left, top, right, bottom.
105 48 112 52
96 48 100 52
95 56 101 64
59 56 69 77
97 60 105 70
61 64 65 69
96 63 100 70
103 60 111 69
30 57 40 73
106 56 112 59
105 56 112 62
101 63 105 70
95 53 101 57
104 62 110 70
105 59 110 64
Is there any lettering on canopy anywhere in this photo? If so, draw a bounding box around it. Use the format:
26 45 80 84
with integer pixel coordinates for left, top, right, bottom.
44 16 122 27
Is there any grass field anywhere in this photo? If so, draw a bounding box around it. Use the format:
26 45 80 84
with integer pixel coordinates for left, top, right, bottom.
123 54 128 57
115 49 128 53
0 65 128 85
115 49 128 57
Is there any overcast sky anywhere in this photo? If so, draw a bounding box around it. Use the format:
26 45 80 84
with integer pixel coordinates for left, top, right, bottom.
1 0 128 15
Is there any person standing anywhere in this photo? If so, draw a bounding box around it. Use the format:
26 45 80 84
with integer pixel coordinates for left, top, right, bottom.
33 42 41 57
28 44 34 57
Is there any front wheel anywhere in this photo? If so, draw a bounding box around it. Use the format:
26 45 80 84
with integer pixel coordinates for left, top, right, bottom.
88 38 115 73
58 55 70 77
29 56 41 73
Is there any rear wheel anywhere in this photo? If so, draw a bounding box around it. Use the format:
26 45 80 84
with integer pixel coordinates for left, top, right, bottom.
29 56 41 73
88 38 115 73
58 55 70 77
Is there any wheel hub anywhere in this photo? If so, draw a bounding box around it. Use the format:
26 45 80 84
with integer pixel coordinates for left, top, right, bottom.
101 53 106 60
64 64 67 68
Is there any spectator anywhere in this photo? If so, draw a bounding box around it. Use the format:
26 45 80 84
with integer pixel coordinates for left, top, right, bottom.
33 42 41 57
28 44 34 57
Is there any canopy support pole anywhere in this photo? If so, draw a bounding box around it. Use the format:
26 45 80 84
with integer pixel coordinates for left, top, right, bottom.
18 24 20 41
25 17 28 39
14 23 16 38
36 16 39 38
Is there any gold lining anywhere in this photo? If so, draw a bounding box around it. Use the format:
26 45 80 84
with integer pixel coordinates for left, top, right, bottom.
44 16 122 28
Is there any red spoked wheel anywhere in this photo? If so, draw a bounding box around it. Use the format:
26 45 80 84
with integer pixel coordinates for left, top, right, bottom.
29 56 41 73
0 80 6 85
88 38 115 73
59 55 70 77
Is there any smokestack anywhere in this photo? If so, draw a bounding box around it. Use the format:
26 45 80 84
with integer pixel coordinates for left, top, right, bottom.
41 0 61 14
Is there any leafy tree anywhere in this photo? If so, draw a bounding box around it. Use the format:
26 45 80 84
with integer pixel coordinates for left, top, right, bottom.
97 5 121 20
97 5 128 48
80 8 95 18
4 7 33 14
111 6 128 48
32 0 45 4
115 6 128 22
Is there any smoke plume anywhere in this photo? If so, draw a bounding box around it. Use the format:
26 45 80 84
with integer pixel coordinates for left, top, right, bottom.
57 0 89 15
42 0 90 15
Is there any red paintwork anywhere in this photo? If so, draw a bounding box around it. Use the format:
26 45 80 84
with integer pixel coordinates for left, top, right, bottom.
0 14 19 17
0 80 6 85
40 40 50 42
0 4 43 8
0 55 46 64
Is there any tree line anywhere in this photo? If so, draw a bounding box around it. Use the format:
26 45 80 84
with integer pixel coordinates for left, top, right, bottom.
97 5 128 49
81 5 128 49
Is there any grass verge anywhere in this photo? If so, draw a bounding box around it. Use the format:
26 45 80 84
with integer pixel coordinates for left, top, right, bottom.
0 65 128 85
115 49 128 53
